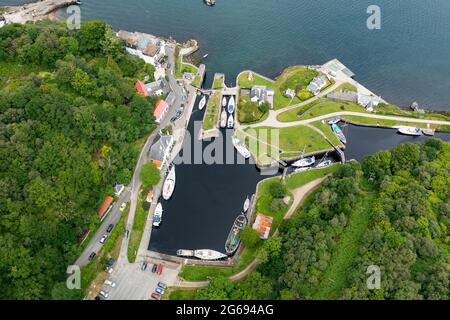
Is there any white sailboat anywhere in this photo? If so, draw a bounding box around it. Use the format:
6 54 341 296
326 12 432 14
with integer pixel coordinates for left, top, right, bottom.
316 160 332 168
194 249 227 260
222 96 227 107
227 114 234 128
292 156 315 167
220 109 227 128
227 96 235 114
294 167 310 173
397 126 422 136
232 137 251 159
162 166 176 200
153 203 163 227
198 95 206 111
177 249 194 257
243 196 250 213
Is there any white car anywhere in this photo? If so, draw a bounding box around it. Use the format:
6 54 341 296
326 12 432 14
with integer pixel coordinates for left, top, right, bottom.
99 290 109 299
105 280 116 288
120 203 127 212
99 234 108 244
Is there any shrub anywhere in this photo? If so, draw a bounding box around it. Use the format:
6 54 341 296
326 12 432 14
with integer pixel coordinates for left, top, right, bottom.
269 181 287 198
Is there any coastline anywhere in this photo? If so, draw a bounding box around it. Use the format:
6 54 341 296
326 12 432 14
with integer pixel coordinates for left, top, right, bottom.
1 0 78 24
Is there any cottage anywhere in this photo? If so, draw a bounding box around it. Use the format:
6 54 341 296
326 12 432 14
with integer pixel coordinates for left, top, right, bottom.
250 85 275 109
357 94 380 112
154 100 169 123
145 77 169 97
252 214 273 240
149 134 174 170
285 88 296 99
114 183 125 196
307 75 327 95
97 196 114 221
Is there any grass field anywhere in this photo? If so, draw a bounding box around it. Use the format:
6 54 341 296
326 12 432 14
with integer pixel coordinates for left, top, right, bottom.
341 115 441 129
311 121 341 146
127 196 148 263
175 55 198 79
191 75 202 88
168 288 198 300
0 61 46 89
202 91 221 130
212 74 224 89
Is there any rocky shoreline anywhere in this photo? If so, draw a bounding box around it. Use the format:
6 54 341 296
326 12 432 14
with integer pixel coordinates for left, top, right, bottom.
1 0 77 24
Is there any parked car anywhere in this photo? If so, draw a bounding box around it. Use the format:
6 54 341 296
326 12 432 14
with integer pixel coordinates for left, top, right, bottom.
170 110 183 123
157 282 167 289
155 287 165 295
104 266 114 274
141 261 148 271
156 263 163 275
120 203 127 212
99 290 109 299
106 258 115 267
99 234 108 244
151 264 158 273
105 279 116 288
151 293 161 300
106 224 114 233
124 229 129 239
88 252 96 261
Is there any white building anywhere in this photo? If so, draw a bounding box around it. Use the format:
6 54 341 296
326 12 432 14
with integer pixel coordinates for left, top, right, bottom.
357 94 380 112
250 85 275 109
307 75 327 95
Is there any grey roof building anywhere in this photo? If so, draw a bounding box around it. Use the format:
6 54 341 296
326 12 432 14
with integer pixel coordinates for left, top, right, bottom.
145 77 169 96
149 134 174 166
250 85 275 108
307 75 327 95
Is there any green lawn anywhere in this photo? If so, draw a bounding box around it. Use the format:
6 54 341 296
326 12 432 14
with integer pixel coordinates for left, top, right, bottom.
334 82 357 93
202 91 221 131
127 196 148 263
175 55 198 79
168 288 198 300
311 121 341 146
0 61 46 89
237 96 268 124
191 75 202 88
237 67 322 110
212 74 224 89
285 165 340 190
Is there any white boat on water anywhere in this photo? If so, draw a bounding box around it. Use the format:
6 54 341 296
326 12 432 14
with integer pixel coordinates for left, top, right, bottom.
177 249 194 257
316 160 332 168
153 203 163 227
294 167 310 173
220 109 227 128
397 126 422 136
227 96 235 114
222 96 227 107
162 166 176 200
227 114 234 128
232 137 251 159
292 156 315 167
194 249 227 260
198 95 206 111
328 118 341 125
243 197 250 213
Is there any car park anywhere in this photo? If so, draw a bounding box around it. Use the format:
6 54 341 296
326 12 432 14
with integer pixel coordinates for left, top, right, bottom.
141 261 148 271
99 234 108 244
151 264 158 273
88 252 96 261
156 263 163 275
157 282 167 289
155 287 164 295
105 279 116 288
106 224 114 233
151 293 161 300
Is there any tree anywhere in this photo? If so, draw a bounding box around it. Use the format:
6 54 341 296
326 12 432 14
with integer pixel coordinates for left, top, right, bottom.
269 181 286 198
140 163 160 188
196 277 234 300
258 102 270 113
240 226 261 249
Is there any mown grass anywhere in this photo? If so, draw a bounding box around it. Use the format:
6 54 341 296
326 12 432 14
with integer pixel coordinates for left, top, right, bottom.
311 121 341 146
212 74 224 89
175 55 198 79
127 196 148 263
342 115 440 129
168 288 198 300
202 91 221 131
285 165 340 190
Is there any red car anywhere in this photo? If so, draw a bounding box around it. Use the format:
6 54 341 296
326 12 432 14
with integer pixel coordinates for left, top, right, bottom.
156 263 163 275
151 292 161 300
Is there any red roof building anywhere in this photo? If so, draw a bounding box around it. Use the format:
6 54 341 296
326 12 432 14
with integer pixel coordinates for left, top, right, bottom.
135 81 149 97
97 196 114 220
252 214 273 240
154 100 168 123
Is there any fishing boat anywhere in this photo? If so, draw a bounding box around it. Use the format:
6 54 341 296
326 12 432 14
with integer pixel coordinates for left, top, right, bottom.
294 167 310 173
194 249 227 260
292 156 315 167
243 196 250 213
220 109 227 128
227 114 234 128
177 249 194 257
397 126 422 136
227 96 235 114
316 160 332 168
162 166 176 200
222 96 227 107
327 118 341 125
331 123 347 144
232 137 251 159
153 203 163 227
225 214 247 255
198 95 206 111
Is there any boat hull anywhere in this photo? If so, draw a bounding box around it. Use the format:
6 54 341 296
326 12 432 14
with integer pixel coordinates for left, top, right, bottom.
220 110 227 128
227 115 234 128
225 214 248 255
162 166 176 200
194 250 227 260
198 96 206 111
397 127 422 136
292 156 315 167
227 96 235 114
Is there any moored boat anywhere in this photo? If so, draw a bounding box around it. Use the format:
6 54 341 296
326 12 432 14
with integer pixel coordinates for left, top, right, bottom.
232 137 251 159
225 214 247 255
294 167 310 173
177 249 194 257
292 156 315 167
194 249 227 260
227 96 235 114
153 203 163 227
227 114 234 128
331 123 347 144
198 95 206 111
162 166 176 200
316 160 332 168
222 96 227 107
220 109 227 128
328 118 341 125
243 196 250 213
397 126 422 136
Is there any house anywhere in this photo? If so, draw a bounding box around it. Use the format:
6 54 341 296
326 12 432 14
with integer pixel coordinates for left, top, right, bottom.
154 100 169 123
327 91 358 102
250 85 275 109
145 77 169 97
118 31 166 66
149 134 174 170
114 183 125 196
307 75 327 95
135 81 149 97
97 196 114 221
285 88 296 99
252 214 273 240
357 94 380 112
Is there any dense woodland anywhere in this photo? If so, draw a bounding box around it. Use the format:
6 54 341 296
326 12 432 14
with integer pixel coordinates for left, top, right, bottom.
0 21 156 299
198 139 450 300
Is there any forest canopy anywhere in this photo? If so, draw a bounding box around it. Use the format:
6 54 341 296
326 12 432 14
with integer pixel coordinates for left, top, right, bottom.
0 20 156 299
